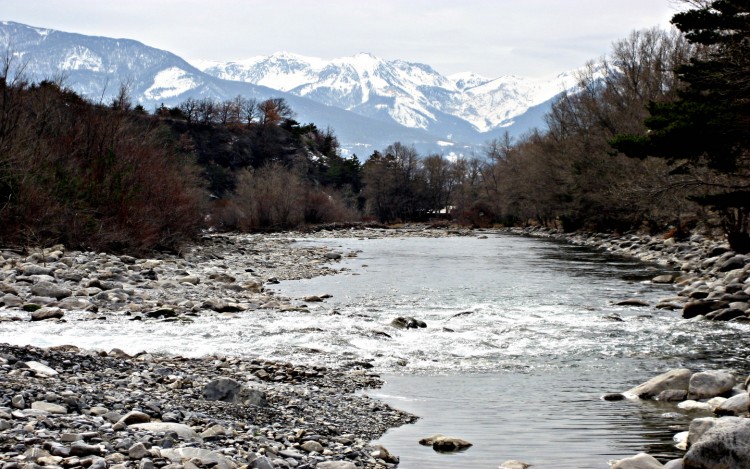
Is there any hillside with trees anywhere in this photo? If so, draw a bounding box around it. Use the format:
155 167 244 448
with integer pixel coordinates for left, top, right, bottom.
1 0 746 253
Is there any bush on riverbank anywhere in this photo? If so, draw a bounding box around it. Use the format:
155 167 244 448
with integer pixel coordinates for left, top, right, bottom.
0 78 206 253
0 70 364 251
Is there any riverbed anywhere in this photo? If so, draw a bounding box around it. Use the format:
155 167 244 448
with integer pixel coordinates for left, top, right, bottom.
2 231 749 468
275 233 750 468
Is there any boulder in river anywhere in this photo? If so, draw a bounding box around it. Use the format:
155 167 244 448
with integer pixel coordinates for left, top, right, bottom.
391 316 427 329
30 307 64 321
713 392 749 416
499 460 531 469
683 300 729 319
652 274 674 284
687 370 735 400
616 299 650 307
626 368 692 399
610 452 664 469
684 417 750 468
419 434 472 452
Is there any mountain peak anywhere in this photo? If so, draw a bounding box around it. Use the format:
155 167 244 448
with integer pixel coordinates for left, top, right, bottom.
2 20 579 154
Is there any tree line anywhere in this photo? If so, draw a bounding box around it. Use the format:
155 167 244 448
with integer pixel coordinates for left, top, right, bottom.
1 0 746 252
361 0 749 252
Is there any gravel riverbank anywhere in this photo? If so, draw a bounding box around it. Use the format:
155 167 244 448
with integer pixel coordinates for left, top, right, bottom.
3 224 750 468
1 229 439 469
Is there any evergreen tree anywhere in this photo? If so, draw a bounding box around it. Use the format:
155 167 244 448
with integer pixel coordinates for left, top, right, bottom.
611 0 750 252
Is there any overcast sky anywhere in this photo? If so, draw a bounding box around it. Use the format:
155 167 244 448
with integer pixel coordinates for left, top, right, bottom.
4 0 679 79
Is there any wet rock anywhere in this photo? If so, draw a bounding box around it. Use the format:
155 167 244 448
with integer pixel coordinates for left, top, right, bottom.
390 316 427 329
652 274 674 284
656 389 688 402
684 417 750 468
30 307 64 321
706 308 747 321
1 293 23 307
610 452 664 468
499 461 532 469
144 308 179 319
683 300 729 319
616 299 650 307
371 445 398 463
602 393 626 401
56 297 97 311
419 434 472 452
202 299 244 313
713 392 749 416
688 370 735 400
627 369 692 399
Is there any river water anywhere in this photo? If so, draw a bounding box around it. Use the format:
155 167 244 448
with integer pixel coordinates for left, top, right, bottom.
3 233 750 468
274 233 750 468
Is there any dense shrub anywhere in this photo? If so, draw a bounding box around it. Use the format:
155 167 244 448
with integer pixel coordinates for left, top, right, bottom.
0 79 206 253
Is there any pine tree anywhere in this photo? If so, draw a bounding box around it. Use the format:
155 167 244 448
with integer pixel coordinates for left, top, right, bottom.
611 0 750 251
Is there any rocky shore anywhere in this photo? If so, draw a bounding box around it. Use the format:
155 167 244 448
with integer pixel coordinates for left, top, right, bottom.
4 223 750 468
0 342 413 469
0 230 433 469
514 226 750 468
512 226 750 322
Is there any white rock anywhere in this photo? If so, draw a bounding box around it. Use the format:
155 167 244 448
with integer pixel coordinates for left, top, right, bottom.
610 452 663 468
24 361 58 376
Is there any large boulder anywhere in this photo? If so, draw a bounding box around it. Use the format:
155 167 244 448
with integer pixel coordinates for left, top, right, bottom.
683 300 729 319
610 452 664 468
627 369 693 399
390 316 426 329
717 255 748 272
684 417 750 468
688 371 735 400
418 434 472 452
30 281 71 300
714 393 749 416
203 378 267 407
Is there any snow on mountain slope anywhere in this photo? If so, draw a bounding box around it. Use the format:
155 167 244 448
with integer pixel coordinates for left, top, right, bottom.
0 21 439 153
196 52 578 134
0 21 579 154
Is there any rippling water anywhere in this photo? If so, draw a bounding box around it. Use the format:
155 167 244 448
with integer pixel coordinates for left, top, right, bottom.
274 234 750 468
3 233 750 468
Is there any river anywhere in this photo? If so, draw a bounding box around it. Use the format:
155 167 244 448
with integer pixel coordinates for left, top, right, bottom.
274 233 750 468
3 232 749 467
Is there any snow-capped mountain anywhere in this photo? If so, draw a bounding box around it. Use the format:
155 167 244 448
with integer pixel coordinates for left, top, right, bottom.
197 52 576 136
0 21 578 155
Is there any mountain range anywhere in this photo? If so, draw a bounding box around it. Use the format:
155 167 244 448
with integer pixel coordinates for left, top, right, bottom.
0 21 577 156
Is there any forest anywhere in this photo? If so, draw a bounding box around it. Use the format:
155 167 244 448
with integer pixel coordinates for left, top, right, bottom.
0 0 747 253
